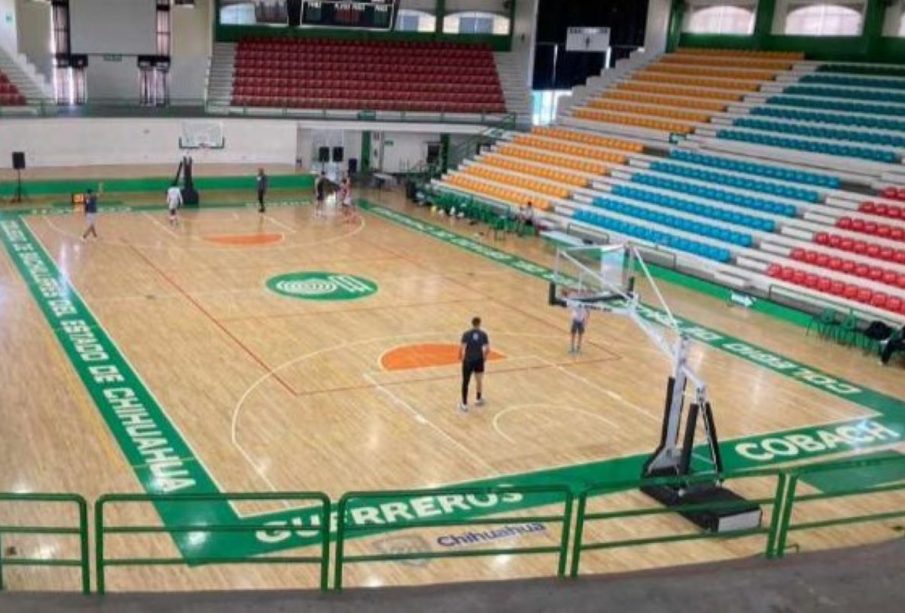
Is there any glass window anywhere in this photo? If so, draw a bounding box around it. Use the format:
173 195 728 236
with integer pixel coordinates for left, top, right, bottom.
395 9 436 33
784 3 864 36
220 2 257 25
532 90 571 126
685 5 756 35
443 12 510 35
899 13 905 37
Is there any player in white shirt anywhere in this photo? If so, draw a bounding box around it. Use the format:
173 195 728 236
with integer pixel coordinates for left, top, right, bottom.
569 300 590 354
166 183 183 226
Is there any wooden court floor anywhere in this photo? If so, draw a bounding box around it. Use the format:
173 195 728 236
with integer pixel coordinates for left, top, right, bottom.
0 186 903 592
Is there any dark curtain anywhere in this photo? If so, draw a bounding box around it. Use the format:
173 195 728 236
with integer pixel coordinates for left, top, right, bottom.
533 0 649 90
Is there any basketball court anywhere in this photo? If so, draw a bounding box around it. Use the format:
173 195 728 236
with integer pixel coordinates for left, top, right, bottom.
1 186 903 592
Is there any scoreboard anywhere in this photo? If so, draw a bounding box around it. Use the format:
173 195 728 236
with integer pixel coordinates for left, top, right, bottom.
301 1 398 30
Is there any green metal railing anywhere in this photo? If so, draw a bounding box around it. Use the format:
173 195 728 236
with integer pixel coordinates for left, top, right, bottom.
569 469 788 578
2 455 904 592
774 455 905 557
406 113 520 186
0 493 90 594
94 492 330 594
333 485 573 589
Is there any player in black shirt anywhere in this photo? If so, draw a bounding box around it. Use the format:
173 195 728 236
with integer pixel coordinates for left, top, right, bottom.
459 316 489 412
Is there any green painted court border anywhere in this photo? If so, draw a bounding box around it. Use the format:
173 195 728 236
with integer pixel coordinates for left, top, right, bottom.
0 199 901 565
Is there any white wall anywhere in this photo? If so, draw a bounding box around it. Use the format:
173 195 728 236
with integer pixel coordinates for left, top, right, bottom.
510 0 539 88
171 0 213 102
86 59 140 100
377 131 439 173
0 0 15 56
14 0 51 80
644 0 672 55
0 118 298 167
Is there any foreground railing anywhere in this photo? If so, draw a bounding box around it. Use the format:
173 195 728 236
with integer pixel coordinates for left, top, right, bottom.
1 455 903 592
333 485 573 589
0 493 89 594
94 492 330 594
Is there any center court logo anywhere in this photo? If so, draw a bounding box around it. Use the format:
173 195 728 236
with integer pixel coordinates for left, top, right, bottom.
266 271 378 301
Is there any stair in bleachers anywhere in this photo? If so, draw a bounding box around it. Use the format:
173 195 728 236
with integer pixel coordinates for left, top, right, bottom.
207 42 236 111
0 45 52 115
493 52 532 126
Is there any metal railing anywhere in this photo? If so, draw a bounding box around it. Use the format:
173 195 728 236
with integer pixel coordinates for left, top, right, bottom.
774 454 905 558
570 470 788 578
1 455 903 592
0 493 90 594
94 492 331 594
333 485 573 589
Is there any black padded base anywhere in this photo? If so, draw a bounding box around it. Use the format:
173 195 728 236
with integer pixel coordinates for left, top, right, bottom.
641 482 763 533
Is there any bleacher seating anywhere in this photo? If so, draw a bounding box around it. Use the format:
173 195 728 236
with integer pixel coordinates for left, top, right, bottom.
230 38 506 114
0 71 26 106
433 49 905 322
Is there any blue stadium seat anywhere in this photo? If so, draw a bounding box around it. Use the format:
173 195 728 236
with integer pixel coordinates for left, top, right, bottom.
716 129 899 164
749 106 905 133
784 85 905 106
591 196 754 247
733 117 905 149
572 209 732 263
800 74 905 92
649 160 820 203
627 173 795 219
766 95 905 119
668 150 840 188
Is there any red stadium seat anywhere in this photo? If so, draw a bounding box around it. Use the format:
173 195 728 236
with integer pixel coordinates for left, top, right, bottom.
230 37 507 114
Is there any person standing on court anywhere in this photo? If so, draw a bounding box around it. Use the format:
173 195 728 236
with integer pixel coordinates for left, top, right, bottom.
256 168 268 214
569 298 590 354
314 171 327 217
458 316 490 412
166 181 183 226
80 188 98 241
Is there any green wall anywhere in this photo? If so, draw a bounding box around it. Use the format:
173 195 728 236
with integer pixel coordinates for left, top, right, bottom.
214 0 513 51
677 0 905 63
0 174 315 198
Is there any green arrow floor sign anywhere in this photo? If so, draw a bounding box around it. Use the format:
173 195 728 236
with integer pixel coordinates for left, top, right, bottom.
0 202 902 563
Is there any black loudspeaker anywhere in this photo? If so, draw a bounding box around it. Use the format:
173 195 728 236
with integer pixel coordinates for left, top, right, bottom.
348 158 358 174
12 152 25 170
426 143 441 165
332 146 344 163
318 147 330 163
